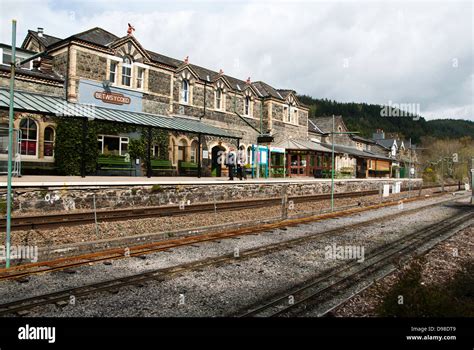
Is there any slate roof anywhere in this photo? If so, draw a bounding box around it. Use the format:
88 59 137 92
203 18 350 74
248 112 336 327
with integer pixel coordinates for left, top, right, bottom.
310 116 345 134
23 30 62 48
376 139 396 149
276 89 295 99
272 139 332 152
308 119 324 134
320 142 393 161
0 63 64 83
351 135 377 144
251 81 283 99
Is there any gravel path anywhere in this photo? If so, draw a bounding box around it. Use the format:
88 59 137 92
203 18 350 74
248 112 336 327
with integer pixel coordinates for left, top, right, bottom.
0 192 470 317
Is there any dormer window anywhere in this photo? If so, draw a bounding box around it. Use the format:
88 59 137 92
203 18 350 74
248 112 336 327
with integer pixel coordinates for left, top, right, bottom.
122 56 132 86
215 88 222 110
244 96 251 115
181 79 189 103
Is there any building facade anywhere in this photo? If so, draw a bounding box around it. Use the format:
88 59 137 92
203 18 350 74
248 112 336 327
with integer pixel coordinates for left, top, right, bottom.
0 25 395 179
1 26 312 176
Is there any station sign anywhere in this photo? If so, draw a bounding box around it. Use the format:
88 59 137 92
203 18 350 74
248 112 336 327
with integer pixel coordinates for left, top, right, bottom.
94 91 131 105
78 79 143 113
270 146 285 154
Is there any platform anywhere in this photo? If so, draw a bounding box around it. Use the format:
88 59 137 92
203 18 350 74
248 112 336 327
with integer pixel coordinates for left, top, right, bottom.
0 175 421 188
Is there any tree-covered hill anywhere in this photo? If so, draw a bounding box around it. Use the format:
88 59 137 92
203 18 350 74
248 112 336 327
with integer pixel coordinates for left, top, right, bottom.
298 95 474 143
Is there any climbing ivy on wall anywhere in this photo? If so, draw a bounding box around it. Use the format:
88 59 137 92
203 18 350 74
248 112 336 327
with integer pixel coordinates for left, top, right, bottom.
54 117 169 175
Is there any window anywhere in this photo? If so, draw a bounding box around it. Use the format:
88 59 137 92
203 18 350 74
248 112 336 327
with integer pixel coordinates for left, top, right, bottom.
292 109 298 124
178 139 187 161
20 118 37 156
1 49 32 69
190 141 199 163
152 144 161 159
43 126 54 157
97 135 129 156
244 96 250 115
122 56 132 86
215 88 222 110
109 61 117 84
181 80 189 103
137 67 145 89
284 106 290 122
247 146 253 165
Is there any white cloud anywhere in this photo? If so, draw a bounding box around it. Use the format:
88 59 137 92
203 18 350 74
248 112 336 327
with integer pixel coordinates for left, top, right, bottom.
0 0 472 120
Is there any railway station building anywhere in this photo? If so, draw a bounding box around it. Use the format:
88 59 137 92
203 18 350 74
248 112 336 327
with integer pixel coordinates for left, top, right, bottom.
0 26 393 179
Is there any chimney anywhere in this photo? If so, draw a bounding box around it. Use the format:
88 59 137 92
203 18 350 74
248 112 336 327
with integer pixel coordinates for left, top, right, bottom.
372 129 385 140
39 55 53 73
37 27 44 37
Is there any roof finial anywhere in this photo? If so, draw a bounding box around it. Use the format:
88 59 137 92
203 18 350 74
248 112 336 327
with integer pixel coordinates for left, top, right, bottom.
184 56 189 64
246 77 251 84
127 23 135 36
219 69 224 75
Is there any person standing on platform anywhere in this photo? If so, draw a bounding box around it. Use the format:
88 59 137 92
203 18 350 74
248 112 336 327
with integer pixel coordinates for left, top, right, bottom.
237 148 247 180
227 148 236 180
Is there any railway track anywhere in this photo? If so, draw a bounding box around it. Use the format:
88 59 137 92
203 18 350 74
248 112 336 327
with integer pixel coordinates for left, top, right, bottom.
0 195 468 316
236 210 473 317
0 190 458 281
0 184 458 231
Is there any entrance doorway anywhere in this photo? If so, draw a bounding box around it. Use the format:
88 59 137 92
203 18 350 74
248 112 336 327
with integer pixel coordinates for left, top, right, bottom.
211 145 225 177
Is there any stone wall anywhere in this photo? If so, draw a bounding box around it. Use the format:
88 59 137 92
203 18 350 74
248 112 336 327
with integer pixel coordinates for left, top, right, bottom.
148 70 171 95
7 179 423 213
75 50 107 81
142 94 170 115
52 52 68 78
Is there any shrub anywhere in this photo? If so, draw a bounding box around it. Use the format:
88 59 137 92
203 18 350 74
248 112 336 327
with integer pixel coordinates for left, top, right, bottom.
377 259 474 317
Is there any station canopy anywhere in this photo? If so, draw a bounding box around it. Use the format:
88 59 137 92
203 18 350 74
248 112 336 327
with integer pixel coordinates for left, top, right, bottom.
272 138 333 153
320 142 393 161
0 88 239 139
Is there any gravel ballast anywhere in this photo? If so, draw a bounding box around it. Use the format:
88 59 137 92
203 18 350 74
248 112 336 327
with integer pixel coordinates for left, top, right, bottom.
0 192 470 317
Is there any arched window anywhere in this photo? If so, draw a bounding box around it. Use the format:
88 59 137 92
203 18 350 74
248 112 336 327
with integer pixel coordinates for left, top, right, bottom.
178 139 187 161
215 88 222 110
190 140 199 163
20 118 38 156
181 80 189 103
244 96 251 115
122 56 132 86
44 126 54 157
247 145 253 166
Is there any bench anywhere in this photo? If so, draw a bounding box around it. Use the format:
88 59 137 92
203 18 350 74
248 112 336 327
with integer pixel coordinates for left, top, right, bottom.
97 155 136 176
178 161 198 176
151 159 177 176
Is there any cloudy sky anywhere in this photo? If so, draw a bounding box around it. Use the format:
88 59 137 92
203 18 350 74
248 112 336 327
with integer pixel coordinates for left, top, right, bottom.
0 0 472 121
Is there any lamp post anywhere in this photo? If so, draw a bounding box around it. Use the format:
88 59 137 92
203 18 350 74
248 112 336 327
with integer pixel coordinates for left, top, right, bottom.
6 20 17 268
329 115 359 211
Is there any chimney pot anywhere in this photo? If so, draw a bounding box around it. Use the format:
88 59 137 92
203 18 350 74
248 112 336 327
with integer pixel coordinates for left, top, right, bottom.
37 27 44 37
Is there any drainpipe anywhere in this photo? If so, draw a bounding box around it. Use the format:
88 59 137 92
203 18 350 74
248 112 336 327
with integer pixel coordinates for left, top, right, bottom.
65 42 71 102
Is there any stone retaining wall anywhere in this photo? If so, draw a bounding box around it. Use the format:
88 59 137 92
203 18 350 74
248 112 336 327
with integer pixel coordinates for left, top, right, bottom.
7 179 423 213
